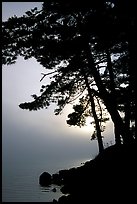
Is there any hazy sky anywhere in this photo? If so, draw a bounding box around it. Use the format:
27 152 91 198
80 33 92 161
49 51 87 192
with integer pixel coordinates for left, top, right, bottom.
2 2 115 173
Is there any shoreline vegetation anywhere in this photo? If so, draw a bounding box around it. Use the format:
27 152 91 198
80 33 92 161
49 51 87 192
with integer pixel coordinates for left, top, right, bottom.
39 141 136 203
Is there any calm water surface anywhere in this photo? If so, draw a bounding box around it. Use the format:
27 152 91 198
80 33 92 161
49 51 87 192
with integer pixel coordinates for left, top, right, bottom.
2 155 91 202
2 118 113 202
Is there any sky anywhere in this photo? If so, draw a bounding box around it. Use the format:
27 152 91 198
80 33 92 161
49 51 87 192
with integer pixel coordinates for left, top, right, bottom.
2 2 115 173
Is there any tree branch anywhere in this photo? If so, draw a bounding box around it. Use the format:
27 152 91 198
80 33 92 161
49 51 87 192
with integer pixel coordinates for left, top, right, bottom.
40 71 57 82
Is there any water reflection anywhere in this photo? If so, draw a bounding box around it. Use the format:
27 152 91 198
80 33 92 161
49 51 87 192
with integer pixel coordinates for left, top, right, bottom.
40 184 63 198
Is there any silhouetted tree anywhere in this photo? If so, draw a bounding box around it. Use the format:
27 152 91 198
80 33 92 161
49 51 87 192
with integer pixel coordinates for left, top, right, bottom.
2 0 136 145
67 93 109 153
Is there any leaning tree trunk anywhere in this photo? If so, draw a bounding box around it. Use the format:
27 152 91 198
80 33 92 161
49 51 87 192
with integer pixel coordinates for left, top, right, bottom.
88 88 104 153
85 45 129 145
82 68 104 153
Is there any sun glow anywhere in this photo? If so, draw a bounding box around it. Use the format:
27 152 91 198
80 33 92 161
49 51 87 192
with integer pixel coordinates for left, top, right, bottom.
81 117 95 133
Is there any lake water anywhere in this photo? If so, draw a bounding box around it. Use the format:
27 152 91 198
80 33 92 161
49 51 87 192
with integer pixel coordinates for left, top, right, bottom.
2 113 114 202
2 107 100 202
2 150 92 202
2 121 114 202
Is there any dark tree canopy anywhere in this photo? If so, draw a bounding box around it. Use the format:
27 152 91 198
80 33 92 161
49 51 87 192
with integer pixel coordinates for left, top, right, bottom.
2 0 136 147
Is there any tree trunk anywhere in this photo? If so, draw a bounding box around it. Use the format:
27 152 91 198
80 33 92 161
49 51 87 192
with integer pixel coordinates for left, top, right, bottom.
85 45 129 145
89 93 104 153
82 68 104 153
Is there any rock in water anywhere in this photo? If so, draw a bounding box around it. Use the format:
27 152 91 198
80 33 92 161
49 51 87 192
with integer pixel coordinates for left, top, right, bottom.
39 172 52 186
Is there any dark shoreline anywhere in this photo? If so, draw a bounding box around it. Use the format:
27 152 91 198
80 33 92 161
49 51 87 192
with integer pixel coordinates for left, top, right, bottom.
40 141 137 203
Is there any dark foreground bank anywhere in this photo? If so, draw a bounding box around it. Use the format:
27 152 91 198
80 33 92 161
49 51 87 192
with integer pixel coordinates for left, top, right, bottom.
39 142 137 203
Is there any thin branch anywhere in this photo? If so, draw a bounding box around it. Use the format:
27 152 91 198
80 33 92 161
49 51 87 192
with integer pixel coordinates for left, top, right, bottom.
40 71 57 82
68 87 86 103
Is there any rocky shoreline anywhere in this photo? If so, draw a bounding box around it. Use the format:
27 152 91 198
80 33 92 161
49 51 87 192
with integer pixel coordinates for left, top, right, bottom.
39 142 136 203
